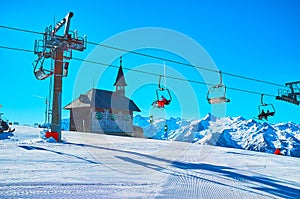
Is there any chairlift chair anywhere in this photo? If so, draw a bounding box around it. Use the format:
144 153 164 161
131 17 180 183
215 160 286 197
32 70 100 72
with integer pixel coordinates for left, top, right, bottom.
207 71 230 104
33 54 53 80
156 88 172 105
152 75 172 108
34 67 53 80
257 94 275 120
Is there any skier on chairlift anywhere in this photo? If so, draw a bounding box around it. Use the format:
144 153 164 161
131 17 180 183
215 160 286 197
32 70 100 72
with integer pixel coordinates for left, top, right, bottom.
257 94 275 121
258 109 273 121
156 95 170 108
258 109 267 120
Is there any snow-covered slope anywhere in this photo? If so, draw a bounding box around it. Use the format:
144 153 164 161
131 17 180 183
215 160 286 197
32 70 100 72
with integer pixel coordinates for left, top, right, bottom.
133 114 300 157
1 126 300 198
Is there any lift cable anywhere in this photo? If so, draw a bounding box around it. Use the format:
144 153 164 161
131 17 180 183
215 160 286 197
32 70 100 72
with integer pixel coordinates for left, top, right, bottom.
72 57 276 97
0 25 44 35
87 41 285 88
0 25 286 88
0 45 34 53
0 44 278 98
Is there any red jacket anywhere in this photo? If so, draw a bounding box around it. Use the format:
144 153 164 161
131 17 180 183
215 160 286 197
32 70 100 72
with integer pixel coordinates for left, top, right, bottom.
274 148 282 155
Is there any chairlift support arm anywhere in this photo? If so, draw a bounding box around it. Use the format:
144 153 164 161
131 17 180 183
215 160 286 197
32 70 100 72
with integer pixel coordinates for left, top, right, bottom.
52 12 74 36
158 75 164 90
219 71 223 86
261 94 266 105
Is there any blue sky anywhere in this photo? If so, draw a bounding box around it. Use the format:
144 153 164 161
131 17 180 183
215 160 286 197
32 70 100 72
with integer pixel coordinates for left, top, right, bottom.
0 0 300 125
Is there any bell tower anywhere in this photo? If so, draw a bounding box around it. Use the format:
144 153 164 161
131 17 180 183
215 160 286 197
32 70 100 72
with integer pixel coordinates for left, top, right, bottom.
114 56 127 96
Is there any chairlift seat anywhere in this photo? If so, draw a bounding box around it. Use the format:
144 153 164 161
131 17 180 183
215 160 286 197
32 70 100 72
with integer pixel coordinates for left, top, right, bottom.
207 85 230 104
34 68 53 80
207 97 230 104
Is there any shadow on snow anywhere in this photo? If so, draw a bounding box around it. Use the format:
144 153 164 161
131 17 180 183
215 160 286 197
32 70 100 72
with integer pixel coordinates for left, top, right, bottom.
18 141 299 198
18 145 100 164
64 141 300 199
0 132 14 140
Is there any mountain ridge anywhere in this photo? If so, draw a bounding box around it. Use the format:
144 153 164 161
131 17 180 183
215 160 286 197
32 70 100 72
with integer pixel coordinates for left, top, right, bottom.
133 113 300 157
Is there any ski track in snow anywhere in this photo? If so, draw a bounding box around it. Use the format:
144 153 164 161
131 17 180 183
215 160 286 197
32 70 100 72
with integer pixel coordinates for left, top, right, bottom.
1 126 300 198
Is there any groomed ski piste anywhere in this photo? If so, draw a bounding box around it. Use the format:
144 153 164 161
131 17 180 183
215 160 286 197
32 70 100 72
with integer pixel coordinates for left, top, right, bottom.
1 125 300 198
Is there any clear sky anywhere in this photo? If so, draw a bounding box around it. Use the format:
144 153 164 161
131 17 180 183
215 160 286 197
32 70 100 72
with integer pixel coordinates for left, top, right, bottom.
0 0 299 125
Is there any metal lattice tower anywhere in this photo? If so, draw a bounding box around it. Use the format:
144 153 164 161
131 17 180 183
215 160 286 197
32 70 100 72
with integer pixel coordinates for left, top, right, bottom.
33 12 87 142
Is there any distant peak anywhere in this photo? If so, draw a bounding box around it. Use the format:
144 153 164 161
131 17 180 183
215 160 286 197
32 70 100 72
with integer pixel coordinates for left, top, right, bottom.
247 118 256 123
237 116 246 121
203 113 217 122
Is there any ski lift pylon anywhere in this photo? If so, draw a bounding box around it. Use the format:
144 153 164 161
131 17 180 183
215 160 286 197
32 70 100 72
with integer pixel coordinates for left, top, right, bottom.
207 71 230 104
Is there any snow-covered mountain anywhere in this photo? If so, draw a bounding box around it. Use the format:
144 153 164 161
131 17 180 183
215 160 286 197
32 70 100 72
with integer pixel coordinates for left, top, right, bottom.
133 113 300 158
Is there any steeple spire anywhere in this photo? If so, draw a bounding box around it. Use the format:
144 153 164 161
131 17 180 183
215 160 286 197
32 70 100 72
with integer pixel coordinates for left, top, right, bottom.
114 56 127 96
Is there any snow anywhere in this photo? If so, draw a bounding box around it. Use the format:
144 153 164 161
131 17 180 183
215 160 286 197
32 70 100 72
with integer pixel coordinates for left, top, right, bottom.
1 125 300 198
134 113 300 158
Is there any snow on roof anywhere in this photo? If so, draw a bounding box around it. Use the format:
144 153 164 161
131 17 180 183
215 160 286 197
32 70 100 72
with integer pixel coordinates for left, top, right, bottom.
64 88 140 112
